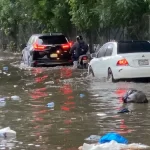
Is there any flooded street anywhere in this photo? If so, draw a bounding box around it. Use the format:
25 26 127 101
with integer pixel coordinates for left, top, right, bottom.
0 52 150 149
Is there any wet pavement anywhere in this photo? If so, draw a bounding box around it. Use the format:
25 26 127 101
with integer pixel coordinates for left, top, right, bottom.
0 52 150 149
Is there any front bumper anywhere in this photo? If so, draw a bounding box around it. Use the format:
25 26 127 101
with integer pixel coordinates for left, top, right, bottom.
112 66 150 79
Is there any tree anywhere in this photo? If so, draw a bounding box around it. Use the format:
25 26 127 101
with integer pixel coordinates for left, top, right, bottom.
67 0 99 52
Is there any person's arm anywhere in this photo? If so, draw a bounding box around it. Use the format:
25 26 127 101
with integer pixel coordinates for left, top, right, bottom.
69 43 76 54
85 43 89 53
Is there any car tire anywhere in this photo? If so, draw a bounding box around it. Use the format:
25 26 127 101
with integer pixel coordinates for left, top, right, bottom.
28 55 37 67
22 51 28 65
83 63 88 69
107 68 117 82
88 66 95 77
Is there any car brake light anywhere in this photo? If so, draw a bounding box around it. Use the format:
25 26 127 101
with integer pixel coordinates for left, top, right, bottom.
61 43 70 50
33 41 47 51
82 56 88 60
117 59 129 66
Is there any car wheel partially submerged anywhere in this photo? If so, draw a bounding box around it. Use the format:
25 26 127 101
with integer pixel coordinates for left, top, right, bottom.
88 66 95 77
107 68 117 82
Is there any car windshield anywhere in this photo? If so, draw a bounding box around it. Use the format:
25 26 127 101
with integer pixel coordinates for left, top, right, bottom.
38 35 68 45
117 41 150 54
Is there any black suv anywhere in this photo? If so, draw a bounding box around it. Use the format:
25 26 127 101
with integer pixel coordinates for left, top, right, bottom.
21 33 73 67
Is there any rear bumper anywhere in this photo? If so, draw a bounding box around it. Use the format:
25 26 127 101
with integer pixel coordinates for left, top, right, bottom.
32 59 73 66
112 66 150 79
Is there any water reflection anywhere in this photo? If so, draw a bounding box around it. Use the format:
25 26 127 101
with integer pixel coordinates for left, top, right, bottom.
31 68 44 76
35 75 48 83
3 53 150 149
60 68 73 79
59 68 75 112
0 137 16 149
30 87 48 100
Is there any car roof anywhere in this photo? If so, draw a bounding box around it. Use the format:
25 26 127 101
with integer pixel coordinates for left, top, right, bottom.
32 33 65 37
105 40 149 45
118 40 149 43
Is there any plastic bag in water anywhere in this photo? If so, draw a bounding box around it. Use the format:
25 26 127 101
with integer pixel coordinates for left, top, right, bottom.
0 127 16 138
117 108 130 113
80 140 149 150
0 98 5 102
99 132 128 144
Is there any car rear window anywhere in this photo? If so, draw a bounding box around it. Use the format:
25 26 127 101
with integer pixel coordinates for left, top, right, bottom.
117 41 150 54
38 35 68 45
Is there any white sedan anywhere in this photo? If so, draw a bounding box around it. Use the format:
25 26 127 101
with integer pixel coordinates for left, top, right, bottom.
88 41 150 82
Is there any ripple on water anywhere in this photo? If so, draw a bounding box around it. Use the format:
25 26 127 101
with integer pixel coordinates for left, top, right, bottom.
0 58 150 149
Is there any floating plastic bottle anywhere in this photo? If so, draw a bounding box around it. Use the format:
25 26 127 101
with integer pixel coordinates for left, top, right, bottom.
47 102 55 108
11 96 20 101
80 94 85 98
3 67 8 71
84 135 101 142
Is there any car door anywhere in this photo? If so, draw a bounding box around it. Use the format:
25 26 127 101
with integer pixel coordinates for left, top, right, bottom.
101 43 114 77
92 44 107 77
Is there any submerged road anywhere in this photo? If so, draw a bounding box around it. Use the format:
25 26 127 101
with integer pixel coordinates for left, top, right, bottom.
0 52 150 149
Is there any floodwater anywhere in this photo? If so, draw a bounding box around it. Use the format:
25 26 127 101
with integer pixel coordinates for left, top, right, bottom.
0 52 150 149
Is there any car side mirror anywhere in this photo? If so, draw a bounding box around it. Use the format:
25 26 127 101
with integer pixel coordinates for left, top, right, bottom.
20 43 27 50
91 53 97 58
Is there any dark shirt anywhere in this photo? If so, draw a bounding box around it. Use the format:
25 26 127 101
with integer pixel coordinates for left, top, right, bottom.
70 41 88 59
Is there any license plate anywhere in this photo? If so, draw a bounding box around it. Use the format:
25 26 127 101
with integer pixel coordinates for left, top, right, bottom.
83 60 88 63
50 54 58 58
138 59 149 65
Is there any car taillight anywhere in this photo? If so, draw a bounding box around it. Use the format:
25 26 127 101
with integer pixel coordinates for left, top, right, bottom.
82 56 88 60
33 42 47 51
69 41 73 47
61 43 70 50
117 58 129 66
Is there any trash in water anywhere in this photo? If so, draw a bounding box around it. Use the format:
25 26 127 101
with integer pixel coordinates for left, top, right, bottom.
0 127 16 138
84 135 101 142
11 96 20 101
3 67 8 71
93 94 99 97
0 101 6 107
47 102 55 108
0 98 6 107
44 81 54 85
118 108 130 114
0 98 5 102
97 113 107 117
13 85 18 88
80 94 85 98
79 140 149 150
99 132 128 144
0 70 2 74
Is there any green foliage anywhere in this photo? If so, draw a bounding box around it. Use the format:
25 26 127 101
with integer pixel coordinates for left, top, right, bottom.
0 0 149 51
67 0 99 31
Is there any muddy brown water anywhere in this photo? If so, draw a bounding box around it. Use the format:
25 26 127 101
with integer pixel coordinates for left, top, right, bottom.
0 52 150 149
